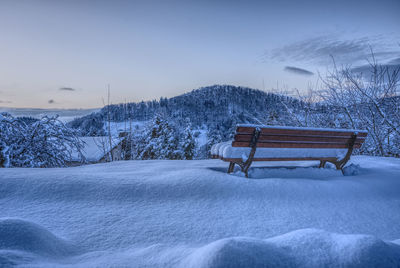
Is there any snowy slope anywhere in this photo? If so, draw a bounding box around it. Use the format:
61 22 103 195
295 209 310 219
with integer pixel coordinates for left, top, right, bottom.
104 120 148 137
69 136 122 162
1 156 400 267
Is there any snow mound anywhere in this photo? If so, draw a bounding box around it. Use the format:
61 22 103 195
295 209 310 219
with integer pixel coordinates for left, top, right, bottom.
0 218 78 258
269 229 400 267
181 229 400 268
343 163 362 176
181 237 292 268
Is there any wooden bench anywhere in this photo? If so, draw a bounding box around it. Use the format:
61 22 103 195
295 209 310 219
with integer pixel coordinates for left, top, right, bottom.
211 125 368 177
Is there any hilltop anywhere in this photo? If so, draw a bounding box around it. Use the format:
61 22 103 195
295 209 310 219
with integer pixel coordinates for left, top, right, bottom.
68 85 313 137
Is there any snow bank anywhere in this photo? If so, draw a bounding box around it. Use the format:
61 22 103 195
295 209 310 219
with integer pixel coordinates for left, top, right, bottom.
268 229 400 267
0 218 78 258
181 237 291 268
343 163 362 176
11 228 399 267
1 156 400 266
181 229 400 268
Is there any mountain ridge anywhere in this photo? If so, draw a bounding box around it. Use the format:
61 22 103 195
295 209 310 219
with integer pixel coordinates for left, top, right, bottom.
68 84 307 136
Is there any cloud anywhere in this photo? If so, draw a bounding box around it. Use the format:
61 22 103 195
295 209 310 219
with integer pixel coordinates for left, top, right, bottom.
387 57 400 65
284 66 314 76
351 63 400 75
0 100 12 104
48 99 55 104
59 87 76 91
267 35 400 66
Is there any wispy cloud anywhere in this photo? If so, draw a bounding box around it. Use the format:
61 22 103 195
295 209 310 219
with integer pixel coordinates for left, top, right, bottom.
0 100 12 104
387 57 400 65
59 87 76 91
267 35 400 66
351 62 400 74
284 66 314 76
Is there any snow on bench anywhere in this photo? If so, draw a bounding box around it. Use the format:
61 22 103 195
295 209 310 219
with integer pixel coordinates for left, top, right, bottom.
211 124 368 177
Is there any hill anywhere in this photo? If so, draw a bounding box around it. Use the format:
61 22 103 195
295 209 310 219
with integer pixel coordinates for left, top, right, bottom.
68 85 313 137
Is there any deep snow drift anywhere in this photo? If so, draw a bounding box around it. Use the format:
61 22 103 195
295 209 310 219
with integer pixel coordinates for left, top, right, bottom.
1 156 400 267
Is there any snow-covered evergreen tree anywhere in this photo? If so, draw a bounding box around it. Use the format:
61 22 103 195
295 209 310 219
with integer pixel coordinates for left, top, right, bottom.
206 128 223 157
138 115 181 160
180 120 196 160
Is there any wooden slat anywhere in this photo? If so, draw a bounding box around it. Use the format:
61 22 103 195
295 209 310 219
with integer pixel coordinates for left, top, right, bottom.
234 134 366 144
222 157 338 162
232 141 362 149
236 126 368 137
235 133 364 140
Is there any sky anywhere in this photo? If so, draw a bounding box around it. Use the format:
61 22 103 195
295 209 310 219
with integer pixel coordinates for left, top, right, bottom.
0 0 399 108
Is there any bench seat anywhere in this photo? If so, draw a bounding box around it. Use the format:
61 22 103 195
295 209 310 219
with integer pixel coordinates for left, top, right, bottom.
211 124 368 177
212 142 348 161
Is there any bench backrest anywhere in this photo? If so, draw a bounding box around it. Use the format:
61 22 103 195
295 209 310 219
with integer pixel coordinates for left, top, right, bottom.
233 125 368 149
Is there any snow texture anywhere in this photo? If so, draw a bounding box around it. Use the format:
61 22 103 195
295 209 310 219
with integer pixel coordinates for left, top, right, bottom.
0 218 78 258
1 156 400 267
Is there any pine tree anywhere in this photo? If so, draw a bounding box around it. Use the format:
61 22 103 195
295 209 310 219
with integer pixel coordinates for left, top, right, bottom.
139 116 162 159
138 115 181 159
180 120 196 160
206 128 222 157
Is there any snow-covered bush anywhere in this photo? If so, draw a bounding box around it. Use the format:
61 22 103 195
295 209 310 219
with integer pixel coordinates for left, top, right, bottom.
318 56 400 157
0 113 84 168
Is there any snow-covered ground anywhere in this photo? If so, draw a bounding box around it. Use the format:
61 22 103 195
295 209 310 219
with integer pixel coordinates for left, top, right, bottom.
1 156 400 267
104 120 148 137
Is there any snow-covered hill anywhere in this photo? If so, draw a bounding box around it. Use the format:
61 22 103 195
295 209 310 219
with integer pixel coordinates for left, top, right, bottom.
1 156 400 267
67 85 305 137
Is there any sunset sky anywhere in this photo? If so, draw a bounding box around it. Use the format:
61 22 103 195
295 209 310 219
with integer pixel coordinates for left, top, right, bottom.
1 0 399 108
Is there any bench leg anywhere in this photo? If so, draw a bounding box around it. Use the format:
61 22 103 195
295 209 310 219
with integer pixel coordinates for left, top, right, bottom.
334 162 342 170
319 160 326 168
330 132 357 174
227 162 235 174
243 164 251 178
227 160 252 178
239 160 253 178
327 159 348 174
